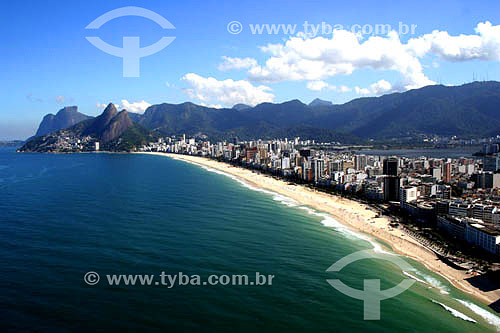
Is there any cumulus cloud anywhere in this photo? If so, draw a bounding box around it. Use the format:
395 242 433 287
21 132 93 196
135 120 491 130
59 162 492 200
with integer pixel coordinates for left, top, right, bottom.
181 73 274 107
354 87 370 95
354 79 393 96
352 80 393 96
120 100 151 114
306 81 356 94
242 30 434 90
407 21 500 61
338 85 352 93
96 102 119 109
96 100 150 113
200 102 224 109
370 79 393 94
306 80 334 91
218 56 258 71
220 22 500 93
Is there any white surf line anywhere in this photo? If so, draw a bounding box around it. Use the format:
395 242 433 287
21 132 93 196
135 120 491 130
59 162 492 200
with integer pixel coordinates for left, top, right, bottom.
403 271 428 285
165 154 390 253
455 299 500 331
418 271 450 294
167 155 500 326
296 206 392 254
158 154 466 297
403 270 451 294
431 300 477 323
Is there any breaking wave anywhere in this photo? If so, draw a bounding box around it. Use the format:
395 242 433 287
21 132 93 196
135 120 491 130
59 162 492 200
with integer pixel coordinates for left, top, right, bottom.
455 299 500 331
431 300 477 323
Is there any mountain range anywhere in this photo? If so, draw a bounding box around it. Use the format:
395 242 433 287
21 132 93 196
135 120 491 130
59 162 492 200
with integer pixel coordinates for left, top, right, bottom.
21 81 500 151
20 104 155 152
136 81 500 141
308 98 333 107
34 106 92 137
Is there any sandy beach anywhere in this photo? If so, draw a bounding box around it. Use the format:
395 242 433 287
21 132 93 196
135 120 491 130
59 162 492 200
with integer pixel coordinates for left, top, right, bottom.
140 152 500 308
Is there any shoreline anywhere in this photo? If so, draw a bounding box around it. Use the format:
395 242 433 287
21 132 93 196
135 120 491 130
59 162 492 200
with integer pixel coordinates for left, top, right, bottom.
138 152 500 308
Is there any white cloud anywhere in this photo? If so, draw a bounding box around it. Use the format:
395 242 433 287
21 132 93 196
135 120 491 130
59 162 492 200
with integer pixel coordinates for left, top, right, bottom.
96 102 112 109
306 80 334 91
407 21 500 62
306 81 357 94
120 100 151 114
338 85 352 93
55 96 65 103
96 101 150 114
220 22 500 93
181 73 274 107
242 30 434 91
200 102 224 109
355 87 371 95
370 79 393 94
218 56 258 71
96 102 120 110
354 80 393 96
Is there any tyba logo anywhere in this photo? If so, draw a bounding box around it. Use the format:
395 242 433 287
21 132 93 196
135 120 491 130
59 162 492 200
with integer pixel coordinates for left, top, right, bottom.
85 6 176 77
326 249 415 320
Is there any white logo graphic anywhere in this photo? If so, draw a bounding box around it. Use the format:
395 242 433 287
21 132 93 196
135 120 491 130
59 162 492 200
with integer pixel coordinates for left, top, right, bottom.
84 271 100 285
85 6 176 77
326 250 415 320
227 21 243 34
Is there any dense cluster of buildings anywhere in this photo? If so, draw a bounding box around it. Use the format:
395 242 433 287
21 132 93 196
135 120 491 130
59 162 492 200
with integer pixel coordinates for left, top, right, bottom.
141 136 500 257
20 128 100 153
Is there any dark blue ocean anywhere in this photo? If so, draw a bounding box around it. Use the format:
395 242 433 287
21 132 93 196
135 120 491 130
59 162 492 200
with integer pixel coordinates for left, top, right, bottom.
0 147 499 332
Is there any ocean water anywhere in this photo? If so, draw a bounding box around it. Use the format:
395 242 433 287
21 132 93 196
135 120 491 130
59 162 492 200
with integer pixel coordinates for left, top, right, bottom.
0 147 499 332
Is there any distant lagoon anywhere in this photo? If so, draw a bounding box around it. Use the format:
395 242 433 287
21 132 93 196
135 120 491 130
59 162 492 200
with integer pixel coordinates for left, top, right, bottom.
355 146 480 159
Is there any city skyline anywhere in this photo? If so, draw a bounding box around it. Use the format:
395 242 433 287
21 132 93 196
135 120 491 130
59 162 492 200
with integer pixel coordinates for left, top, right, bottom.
138 134 500 260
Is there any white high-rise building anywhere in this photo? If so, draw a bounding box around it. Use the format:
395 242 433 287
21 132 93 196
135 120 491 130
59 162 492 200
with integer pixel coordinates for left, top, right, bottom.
400 186 418 204
282 157 290 169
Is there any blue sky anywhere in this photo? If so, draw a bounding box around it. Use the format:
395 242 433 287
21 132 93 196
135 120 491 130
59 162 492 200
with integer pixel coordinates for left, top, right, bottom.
2 0 500 139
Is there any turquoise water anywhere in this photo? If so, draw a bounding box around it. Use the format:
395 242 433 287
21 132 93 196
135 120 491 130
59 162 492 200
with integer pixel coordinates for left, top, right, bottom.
0 147 499 332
